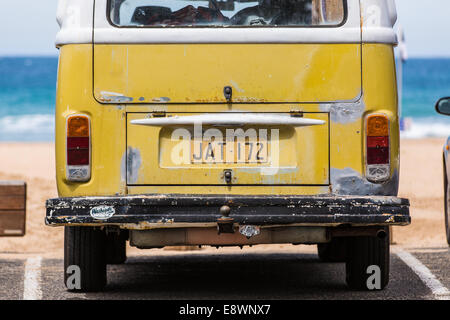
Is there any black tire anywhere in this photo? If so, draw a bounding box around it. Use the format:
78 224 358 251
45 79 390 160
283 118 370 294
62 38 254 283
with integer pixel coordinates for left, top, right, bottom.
317 238 347 262
106 232 127 265
64 226 107 292
345 228 390 290
444 159 450 246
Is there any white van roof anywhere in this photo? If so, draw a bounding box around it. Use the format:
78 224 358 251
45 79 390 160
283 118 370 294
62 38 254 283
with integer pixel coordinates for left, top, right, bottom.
56 0 398 46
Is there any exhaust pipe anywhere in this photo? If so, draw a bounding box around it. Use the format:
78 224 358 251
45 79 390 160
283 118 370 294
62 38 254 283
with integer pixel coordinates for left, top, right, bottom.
376 229 387 239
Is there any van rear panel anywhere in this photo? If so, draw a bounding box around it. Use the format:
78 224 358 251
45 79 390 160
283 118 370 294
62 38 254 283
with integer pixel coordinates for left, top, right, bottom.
93 44 361 104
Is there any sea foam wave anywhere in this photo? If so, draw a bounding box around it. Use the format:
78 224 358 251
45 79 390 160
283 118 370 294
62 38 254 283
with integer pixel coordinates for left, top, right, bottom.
0 114 54 141
401 117 450 139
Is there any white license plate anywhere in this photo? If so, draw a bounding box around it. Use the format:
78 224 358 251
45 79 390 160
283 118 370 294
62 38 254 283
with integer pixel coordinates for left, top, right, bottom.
191 140 268 164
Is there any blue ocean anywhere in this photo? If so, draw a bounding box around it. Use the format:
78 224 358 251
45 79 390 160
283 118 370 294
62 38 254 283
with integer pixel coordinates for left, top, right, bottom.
1 56 450 141
0 57 57 141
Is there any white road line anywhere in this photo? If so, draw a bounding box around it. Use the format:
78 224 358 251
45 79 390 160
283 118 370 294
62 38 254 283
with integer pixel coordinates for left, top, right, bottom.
23 256 42 300
395 248 450 300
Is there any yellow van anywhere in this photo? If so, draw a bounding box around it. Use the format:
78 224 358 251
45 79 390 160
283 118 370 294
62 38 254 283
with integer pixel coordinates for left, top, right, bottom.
47 0 410 292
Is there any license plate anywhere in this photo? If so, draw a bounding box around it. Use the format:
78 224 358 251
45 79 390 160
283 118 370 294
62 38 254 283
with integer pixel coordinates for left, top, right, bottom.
191 140 268 164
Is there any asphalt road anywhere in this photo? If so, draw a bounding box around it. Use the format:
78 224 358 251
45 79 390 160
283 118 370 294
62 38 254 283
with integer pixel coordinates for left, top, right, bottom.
0 246 448 300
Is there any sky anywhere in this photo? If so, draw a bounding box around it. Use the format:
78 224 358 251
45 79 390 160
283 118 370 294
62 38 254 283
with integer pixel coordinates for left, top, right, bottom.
0 0 449 57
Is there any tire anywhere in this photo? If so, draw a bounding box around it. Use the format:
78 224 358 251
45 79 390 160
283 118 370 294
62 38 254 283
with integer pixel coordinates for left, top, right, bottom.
345 228 390 290
64 226 107 292
444 161 450 246
317 238 347 262
106 232 127 265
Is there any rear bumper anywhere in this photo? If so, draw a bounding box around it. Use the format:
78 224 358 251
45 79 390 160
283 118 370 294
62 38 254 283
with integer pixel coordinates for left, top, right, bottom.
45 194 410 228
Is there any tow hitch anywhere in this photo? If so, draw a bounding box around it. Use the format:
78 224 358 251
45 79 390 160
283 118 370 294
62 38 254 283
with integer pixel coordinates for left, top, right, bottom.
217 205 234 234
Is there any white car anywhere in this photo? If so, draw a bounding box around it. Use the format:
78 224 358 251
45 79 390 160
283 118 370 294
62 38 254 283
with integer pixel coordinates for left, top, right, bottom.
436 97 450 246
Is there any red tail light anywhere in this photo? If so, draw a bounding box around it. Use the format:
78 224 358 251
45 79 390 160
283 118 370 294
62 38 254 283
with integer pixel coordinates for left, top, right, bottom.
66 115 91 181
67 137 90 165
367 136 389 164
366 114 390 182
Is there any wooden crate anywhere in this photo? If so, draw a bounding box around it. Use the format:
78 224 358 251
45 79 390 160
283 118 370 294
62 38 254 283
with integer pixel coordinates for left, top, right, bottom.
0 181 26 237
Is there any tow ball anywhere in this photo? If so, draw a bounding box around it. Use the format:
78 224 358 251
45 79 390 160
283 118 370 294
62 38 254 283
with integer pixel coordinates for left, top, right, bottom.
217 205 234 234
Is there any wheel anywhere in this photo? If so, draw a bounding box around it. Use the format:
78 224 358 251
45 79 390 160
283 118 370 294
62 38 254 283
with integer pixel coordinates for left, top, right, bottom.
64 227 107 292
106 231 127 265
317 238 347 262
444 161 450 246
345 228 390 290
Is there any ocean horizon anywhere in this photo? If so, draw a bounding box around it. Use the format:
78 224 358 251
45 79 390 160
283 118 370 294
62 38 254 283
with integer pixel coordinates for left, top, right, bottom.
1 56 450 142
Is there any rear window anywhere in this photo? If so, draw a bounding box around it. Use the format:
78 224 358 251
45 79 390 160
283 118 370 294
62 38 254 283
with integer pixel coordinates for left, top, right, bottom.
108 0 346 27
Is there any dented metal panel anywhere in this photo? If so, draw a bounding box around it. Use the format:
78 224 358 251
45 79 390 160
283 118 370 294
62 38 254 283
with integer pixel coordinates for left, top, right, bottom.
331 168 399 196
93 44 362 104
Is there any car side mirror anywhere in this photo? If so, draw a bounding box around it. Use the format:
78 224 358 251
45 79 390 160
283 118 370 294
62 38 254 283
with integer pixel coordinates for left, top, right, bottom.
436 97 450 116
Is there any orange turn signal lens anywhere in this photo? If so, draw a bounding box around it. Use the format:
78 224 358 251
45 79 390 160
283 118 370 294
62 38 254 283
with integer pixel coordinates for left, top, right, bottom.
67 116 89 137
367 115 389 137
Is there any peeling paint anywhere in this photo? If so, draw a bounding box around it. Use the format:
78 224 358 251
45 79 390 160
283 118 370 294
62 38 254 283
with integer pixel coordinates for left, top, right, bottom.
99 92 129 102
120 151 127 183
152 97 171 103
320 100 365 124
331 167 399 196
99 91 133 103
126 147 142 184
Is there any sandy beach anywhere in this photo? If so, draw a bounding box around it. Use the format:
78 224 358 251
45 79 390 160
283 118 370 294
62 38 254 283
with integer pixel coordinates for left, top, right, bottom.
0 138 447 255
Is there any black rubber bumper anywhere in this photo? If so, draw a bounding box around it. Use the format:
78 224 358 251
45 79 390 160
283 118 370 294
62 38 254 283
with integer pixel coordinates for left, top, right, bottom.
45 194 410 227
